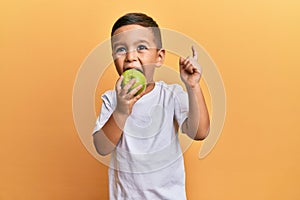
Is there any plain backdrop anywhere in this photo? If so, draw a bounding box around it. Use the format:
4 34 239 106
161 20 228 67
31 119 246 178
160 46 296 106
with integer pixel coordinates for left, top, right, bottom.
1 0 300 199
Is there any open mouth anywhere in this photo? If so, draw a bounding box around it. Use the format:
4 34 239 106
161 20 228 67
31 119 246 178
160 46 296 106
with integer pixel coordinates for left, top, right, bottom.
124 68 144 74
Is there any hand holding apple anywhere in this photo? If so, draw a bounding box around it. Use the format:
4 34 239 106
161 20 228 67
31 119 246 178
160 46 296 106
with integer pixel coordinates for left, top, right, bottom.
114 69 147 116
121 69 147 96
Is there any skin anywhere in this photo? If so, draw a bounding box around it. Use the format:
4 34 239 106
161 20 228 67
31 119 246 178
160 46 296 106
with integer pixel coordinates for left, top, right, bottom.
93 24 210 156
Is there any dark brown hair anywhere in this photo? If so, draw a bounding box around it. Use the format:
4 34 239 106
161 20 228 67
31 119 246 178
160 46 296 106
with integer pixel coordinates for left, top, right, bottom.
111 13 162 48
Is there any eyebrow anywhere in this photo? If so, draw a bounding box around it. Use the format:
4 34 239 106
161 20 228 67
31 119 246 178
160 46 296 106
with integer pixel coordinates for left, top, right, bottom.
112 42 125 50
112 39 152 50
134 39 151 45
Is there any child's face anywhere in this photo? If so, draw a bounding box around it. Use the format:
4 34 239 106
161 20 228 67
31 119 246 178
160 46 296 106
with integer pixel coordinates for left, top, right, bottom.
111 24 165 83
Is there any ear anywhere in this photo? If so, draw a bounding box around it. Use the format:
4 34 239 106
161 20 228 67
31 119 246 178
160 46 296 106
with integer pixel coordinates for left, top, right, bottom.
155 48 165 68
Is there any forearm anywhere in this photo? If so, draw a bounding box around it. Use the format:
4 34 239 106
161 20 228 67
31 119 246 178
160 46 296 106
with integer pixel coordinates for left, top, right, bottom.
93 111 128 155
184 84 210 140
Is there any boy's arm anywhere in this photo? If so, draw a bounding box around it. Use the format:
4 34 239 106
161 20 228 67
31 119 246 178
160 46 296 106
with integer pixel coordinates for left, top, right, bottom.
180 46 210 140
182 84 210 140
93 111 127 156
93 76 144 156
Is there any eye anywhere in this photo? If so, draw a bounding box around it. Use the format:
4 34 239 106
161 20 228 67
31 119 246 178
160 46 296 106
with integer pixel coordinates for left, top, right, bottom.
137 45 148 51
115 47 126 54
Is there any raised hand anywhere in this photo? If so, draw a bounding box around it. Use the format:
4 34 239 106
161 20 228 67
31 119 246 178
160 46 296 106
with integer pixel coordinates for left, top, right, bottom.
179 46 202 88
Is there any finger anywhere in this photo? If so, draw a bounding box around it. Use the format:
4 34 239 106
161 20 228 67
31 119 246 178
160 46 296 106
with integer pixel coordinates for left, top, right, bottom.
186 60 193 70
123 78 136 92
192 46 198 60
116 75 123 93
128 84 143 97
185 63 195 74
133 90 146 103
179 57 185 66
183 56 190 66
179 57 186 73
189 64 202 74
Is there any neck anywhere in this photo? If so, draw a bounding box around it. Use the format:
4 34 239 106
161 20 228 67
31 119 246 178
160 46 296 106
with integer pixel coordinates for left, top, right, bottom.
145 82 155 94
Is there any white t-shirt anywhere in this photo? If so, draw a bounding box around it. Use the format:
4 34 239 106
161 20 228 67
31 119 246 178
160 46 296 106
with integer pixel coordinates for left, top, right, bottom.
93 81 189 200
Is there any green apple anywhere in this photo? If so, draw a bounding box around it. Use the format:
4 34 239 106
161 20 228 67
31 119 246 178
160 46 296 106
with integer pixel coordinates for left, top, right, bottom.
121 69 147 95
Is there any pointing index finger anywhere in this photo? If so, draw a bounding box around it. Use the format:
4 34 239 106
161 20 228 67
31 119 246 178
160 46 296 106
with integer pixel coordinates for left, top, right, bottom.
192 46 198 60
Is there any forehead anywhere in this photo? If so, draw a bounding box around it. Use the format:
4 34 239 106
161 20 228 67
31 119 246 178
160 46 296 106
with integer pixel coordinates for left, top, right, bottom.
111 25 157 45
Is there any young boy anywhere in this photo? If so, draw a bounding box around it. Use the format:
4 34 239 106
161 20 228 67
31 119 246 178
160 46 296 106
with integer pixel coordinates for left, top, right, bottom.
93 13 210 200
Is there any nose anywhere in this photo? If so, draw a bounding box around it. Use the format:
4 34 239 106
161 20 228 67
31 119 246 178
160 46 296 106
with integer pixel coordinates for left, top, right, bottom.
125 49 138 63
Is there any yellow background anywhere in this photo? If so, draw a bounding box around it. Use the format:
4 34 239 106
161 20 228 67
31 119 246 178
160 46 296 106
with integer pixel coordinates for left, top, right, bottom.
1 0 300 199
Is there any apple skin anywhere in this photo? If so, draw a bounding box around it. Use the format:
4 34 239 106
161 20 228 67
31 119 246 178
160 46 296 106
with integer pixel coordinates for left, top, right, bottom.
121 69 147 95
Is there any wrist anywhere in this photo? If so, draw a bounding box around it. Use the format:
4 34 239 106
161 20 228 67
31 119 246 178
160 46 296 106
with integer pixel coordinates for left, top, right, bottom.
112 110 129 130
185 82 201 91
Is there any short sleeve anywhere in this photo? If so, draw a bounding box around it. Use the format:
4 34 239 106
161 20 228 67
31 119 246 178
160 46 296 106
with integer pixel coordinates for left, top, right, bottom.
173 84 189 129
92 90 116 135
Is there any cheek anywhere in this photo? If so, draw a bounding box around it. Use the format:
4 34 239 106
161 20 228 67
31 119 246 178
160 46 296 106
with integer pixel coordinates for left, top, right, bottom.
114 60 123 75
139 54 154 64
